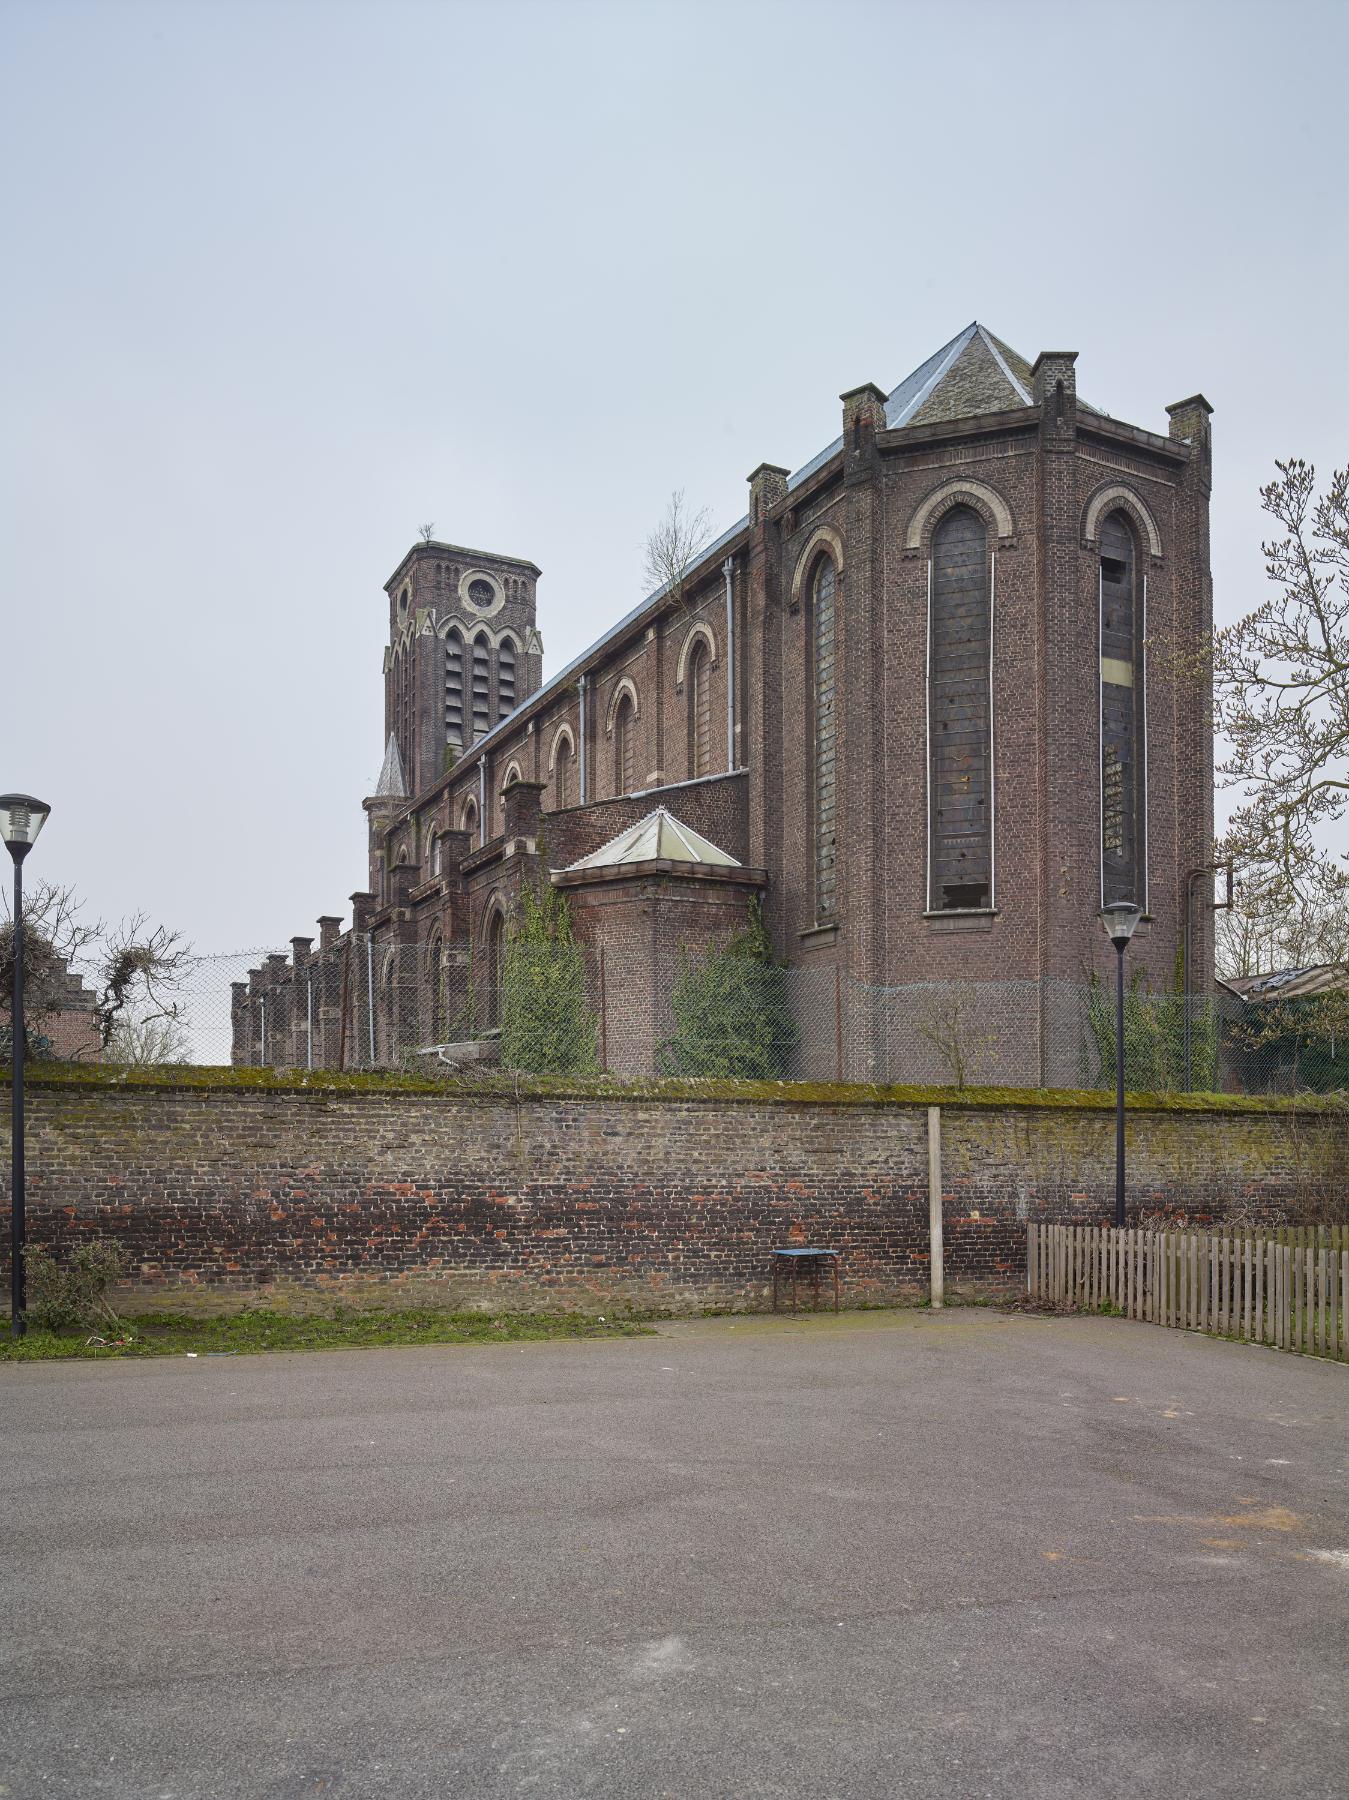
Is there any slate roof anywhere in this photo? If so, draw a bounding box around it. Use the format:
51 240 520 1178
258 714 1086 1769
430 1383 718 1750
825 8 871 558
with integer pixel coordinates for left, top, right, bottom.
373 734 407 799
562 807 742 873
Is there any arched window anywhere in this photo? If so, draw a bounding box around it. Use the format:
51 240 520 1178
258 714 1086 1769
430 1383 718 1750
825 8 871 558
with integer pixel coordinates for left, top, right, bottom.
499 762 522 819
461 796 479 849
928 506 993 911
614 693 636 795
483 908 506 1030
471 633 491 740
428 935 445 1042
380 952 397 1065
1100 512 1146 908
553 733 574 809
810 557 838 918
498 636 517 719
688 640 712 780
429 831 441 877
445 629 464 745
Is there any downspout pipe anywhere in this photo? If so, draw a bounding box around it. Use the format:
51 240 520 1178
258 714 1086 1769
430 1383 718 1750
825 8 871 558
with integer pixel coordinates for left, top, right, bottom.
722 555 736 770
579 674 589 803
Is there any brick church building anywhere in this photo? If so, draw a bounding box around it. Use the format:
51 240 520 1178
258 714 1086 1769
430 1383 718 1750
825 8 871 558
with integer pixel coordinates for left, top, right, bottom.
233 323 1215 1083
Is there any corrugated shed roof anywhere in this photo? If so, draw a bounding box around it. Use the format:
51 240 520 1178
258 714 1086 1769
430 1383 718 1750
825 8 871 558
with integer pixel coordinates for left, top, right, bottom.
562 807 741 872
1224 964 1349 1000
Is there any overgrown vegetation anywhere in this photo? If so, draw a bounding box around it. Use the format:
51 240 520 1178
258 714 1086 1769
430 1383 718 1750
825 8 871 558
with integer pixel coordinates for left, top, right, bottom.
1 1306 654 1362
23 1240 126 1333
499 883 598 1073
1086 971 1218 1094
658 900 797 1079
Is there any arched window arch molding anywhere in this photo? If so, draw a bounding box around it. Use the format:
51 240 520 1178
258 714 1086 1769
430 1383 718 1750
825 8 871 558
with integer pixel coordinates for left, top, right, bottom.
1081 484 1163 561
674 622 719 691
459 794 480 844
499 761 523 814
905 479 1014 555
789 526 845 612
480 891 509 947
604 676 641 738
547 722 577 773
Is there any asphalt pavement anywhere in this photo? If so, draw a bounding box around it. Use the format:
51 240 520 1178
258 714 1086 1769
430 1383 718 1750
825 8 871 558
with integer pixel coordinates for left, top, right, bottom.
1 1308 1346 1799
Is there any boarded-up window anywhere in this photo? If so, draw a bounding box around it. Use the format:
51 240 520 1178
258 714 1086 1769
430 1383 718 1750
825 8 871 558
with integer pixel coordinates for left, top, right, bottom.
928 507 992 910
554 735 573 809
813 558 838 917
1100 513 1146 907
614 694 636 795
689 642 712 779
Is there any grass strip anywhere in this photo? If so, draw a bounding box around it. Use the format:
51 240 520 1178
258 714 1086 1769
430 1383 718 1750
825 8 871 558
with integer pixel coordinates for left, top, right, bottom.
0 1307 655 1362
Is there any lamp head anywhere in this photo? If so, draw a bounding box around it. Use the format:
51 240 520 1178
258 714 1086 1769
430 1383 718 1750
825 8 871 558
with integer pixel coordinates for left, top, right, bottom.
0 795 51 863
1100 900 1143 948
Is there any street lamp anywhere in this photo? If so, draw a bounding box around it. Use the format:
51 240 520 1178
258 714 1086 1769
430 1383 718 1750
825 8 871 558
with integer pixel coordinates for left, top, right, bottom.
1099 901 1143 1229
2 795 51 1339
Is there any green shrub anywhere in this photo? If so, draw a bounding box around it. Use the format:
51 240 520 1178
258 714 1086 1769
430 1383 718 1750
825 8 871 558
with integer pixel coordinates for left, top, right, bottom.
23 1240 127 1332
658 899 797 1079
499 883 598 1074
1087 972 1217 1093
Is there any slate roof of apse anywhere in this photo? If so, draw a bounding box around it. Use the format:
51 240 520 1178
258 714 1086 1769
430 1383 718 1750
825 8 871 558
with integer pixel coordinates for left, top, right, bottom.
461 322 1097 768
562 807 742 873
1224 964 1349 1000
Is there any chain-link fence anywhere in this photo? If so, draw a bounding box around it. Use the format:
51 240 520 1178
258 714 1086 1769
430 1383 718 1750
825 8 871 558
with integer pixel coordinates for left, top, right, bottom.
10 931 1343 1098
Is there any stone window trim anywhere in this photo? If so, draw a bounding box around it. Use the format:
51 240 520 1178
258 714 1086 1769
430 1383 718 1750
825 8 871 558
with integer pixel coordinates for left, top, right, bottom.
674 621 719 691
808 552 840 924
498 760 523 813
904 478 1015 558
547 721 577 773
789 525 845 614
926 506 996 914
1081 482 1163 563
459 795 480 847
604 676 641 738
458 568 506 617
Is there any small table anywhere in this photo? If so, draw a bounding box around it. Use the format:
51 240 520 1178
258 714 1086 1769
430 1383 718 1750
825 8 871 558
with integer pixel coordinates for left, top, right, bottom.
772 1247 840 1313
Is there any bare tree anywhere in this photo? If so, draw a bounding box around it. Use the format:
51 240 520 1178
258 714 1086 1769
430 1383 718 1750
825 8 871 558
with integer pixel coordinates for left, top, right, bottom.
418 521 435 544
913 982 996 1089
642 489 715 618
1215 459 1349 908
95 913 193 1053
1 882 191 1059
1216 862 1349 980
103 1013 192 1066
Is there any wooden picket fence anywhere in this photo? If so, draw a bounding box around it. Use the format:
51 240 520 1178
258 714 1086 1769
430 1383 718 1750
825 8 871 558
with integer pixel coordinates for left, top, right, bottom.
1027 1223 1349 1361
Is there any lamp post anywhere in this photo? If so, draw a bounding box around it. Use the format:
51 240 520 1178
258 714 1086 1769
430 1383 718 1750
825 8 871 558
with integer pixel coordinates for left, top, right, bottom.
2 795 52 1339
1100 901 1143 1229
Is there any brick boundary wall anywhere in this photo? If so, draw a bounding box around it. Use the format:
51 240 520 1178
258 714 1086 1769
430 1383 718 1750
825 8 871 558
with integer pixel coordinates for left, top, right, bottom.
1 1072 1344 1314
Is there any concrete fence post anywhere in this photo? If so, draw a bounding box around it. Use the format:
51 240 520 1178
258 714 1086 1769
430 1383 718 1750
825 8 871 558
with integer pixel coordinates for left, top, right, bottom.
928 1105 944 1310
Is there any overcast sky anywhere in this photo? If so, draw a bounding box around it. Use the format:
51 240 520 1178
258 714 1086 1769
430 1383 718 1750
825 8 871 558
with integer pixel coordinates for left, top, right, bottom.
3 0 1346 961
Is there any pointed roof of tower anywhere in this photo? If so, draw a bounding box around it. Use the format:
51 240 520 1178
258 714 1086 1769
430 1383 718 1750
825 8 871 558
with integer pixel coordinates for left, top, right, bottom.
374 733 406 799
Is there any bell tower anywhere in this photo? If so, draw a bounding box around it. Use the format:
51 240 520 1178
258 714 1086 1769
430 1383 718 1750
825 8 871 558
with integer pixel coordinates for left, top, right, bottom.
382 539 544 802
